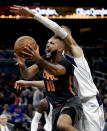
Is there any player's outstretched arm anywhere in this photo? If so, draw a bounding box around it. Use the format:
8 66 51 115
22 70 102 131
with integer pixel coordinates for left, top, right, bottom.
14 80 45 90
10 5 67 39
11 5 83 57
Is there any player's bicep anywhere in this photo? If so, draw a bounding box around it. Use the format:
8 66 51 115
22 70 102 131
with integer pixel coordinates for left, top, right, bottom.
71 45 83 58
27 64 39 78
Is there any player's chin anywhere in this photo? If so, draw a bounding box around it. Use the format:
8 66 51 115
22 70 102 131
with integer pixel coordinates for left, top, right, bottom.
46 52 51 58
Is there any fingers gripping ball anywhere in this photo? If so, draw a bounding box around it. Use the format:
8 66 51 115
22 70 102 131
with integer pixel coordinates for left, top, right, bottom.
14 36 37 57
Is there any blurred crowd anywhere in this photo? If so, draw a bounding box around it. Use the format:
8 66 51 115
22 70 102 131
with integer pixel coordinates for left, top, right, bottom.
0 71 45 130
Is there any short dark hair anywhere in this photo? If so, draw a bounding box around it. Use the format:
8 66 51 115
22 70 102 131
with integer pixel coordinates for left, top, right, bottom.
54 36 65 47
54 36 63 41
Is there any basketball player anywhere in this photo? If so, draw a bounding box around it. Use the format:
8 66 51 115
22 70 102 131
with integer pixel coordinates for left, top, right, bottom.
14 80 52 131
14 34 83 131
11 6 104 131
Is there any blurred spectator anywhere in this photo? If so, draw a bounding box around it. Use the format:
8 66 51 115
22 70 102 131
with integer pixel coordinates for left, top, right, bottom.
0 114 9 131
33 88 44 109
8 97 24 130
103 97 107 110
2 104 9 116
23 88 33 105
19 92 28 105
8 93 17 106
0 92 7 113
26 104 34 119
102 80 107 96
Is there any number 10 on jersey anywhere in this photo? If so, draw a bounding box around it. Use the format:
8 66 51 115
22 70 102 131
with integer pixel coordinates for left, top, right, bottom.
46 81 55 91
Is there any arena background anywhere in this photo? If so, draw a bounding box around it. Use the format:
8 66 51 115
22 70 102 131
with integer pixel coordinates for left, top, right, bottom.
0 0 107 130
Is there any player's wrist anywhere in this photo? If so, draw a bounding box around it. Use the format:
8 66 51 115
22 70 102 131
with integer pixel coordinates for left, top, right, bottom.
30 12 35 18
19 63 26 69
55 27 68 39
33 55 42 63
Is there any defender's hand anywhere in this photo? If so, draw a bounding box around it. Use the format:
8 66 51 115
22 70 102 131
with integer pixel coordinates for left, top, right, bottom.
10 5 35 18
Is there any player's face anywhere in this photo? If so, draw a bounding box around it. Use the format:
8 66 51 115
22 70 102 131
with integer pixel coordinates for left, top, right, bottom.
46 37 58 59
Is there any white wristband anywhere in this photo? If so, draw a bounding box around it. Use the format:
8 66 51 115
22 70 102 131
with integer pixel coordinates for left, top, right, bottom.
34 14 67 39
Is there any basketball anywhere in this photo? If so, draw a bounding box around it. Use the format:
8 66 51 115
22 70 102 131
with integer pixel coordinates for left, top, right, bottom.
14 36 37 57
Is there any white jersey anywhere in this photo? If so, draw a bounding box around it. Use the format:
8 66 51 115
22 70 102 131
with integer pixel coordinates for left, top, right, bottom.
64 53 99 100
63 53 104 131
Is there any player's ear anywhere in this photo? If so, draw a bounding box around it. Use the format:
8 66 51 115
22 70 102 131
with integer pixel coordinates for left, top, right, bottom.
58 47 63 53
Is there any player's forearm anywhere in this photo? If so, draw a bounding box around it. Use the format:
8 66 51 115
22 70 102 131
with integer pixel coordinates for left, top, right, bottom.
24 80 44 89
37 57 65 76
34 14 67 39
19 64 39 79
19 64 29 79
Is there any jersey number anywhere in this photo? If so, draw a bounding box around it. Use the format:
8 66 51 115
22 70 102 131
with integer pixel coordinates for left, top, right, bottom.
46 81 55 91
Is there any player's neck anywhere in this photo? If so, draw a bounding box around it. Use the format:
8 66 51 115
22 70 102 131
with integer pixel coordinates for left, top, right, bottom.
51 53 62 63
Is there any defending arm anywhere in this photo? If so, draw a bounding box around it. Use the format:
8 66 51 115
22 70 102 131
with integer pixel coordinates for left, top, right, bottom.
34 14 67 39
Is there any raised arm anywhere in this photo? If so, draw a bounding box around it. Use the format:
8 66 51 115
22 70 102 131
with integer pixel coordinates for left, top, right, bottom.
11 5 83 58
10 5 67 39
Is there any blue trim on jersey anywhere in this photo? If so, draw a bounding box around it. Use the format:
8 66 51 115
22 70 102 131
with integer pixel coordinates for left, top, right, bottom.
96 95 103 106
40 113 46 126
64 53 77 67
46 97 50 116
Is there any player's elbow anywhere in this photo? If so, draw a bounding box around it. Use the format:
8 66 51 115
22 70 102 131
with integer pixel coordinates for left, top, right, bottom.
21 73 33 80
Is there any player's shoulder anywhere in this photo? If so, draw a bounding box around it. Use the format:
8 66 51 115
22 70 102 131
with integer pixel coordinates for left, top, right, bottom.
57 57 74 73
58 56 73 64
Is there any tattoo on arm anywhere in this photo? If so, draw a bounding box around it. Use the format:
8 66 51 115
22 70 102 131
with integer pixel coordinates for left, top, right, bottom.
38 57 65 76
38 58 58 75
20 64 28 78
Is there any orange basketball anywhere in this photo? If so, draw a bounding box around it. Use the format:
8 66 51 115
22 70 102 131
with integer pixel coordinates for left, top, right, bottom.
14 36 37 57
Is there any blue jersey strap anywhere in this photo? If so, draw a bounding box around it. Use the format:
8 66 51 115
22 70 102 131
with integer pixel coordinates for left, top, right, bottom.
64 53 77 67
96 95 103 106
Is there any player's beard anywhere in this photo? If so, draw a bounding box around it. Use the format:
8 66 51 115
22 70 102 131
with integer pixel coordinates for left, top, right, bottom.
46 49 58 61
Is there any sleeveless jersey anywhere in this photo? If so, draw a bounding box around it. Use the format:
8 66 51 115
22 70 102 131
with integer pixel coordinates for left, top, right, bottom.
43 57 77 106
63 53 99 101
